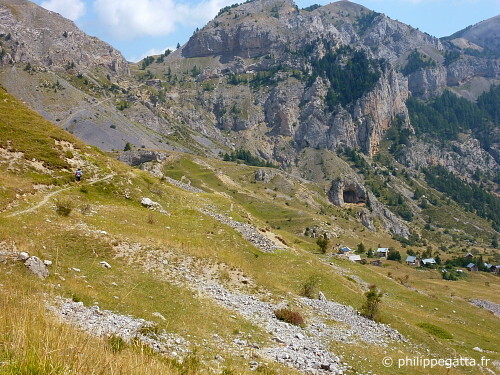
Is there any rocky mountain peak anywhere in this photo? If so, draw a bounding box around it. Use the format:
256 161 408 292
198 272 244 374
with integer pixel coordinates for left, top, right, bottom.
446 15 500 53
0 0 129 76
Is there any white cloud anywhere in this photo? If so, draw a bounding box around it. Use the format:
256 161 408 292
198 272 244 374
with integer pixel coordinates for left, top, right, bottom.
40 0 86 21
93 0 235 39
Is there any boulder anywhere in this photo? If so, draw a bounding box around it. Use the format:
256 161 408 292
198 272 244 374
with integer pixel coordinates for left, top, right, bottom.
318 291 327 302
99 261 111 269
141 197 160 208
255 169 279 183
117 150 169 166
25 256 49 279
18 252 30 261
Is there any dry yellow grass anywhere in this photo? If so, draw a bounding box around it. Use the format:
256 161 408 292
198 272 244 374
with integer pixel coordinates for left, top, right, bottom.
0 273 186 375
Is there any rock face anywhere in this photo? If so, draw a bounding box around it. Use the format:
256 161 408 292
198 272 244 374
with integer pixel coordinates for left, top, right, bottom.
0 0 128 76
328 176 409 238
399 136 499 180
328 177 368 207
172 0 498 161
366 192 410 238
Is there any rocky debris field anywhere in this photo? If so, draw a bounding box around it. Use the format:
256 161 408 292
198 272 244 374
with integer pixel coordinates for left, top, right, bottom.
47 296 191 357
204 284 347 374
469 299 500 316
198 208 285 253
165 176 205 193
302 298 406 345
115 241 407 374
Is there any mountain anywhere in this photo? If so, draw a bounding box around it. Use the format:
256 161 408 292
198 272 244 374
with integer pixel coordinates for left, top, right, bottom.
142 0 499 181
1 1 500 373
0 0 498 233
0 0 188 153
1 84 499 375
444 15 500 54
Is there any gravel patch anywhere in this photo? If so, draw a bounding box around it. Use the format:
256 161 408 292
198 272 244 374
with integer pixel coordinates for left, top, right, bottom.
47 296 191 357
470 299 500 316
164 177 205 193
198 208 285 253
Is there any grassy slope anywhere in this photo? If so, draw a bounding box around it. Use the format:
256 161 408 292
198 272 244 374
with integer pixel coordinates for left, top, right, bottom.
0 86 499 374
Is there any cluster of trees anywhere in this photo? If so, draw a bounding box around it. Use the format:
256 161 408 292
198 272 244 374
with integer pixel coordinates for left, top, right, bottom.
222 149 276 168
309 45 383 109
386 115 411 159
477 85 500 124
341 148 371 175
444 50 461 66
140 56 155 70
154 49 172 64
301 4 321 12
444 255 491 272
423 165 500 230
407 89 497 150
402 49 437 76
355 11 380 35
227 66 284 89
216 0 254 17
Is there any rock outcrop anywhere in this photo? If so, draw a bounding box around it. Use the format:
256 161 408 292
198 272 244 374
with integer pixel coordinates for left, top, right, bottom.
0 0 128 76
24 255 49 279
399 136 499 180
328 176 409 238
117 150 169 166
328 177 368 207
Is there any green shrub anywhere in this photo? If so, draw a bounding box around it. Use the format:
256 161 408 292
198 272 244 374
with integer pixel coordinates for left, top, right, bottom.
301 275 320 299
316 234 329 254
417 323 453 339
274 308 305 327
55 199 72 216
361 284 383 321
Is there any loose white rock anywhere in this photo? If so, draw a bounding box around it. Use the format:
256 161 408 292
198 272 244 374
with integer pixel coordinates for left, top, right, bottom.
18 252 30 261
99 261 111 269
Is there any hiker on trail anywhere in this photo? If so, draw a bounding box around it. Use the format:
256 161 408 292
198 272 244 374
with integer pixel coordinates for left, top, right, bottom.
75 168 83 182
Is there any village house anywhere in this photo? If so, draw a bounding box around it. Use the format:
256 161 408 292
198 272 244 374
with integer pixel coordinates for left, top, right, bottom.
466 263 478 272
376 248 389 258
421 258 437 267
348 254 362 262
405 255 420 266
339 246 352 254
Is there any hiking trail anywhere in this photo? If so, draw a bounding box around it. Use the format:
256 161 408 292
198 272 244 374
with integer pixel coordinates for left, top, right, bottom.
5 174 114 218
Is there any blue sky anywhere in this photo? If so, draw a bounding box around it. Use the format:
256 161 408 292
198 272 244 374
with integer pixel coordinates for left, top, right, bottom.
33 0 499 62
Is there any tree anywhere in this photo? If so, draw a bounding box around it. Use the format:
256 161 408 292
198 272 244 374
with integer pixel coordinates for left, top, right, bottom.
316 234 329 254
123 142 132 151
176 42 181 49
367 248 374 258
361 284 383 321
387 248 401 261
356 242 366 254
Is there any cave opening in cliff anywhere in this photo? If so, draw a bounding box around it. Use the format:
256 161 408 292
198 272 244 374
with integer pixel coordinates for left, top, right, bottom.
343 189 365 204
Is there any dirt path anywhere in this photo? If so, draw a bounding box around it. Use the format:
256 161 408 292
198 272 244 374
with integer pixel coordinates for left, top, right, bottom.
5 174 114 218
